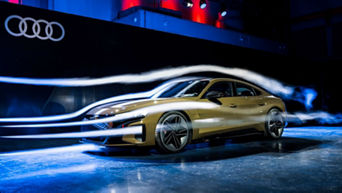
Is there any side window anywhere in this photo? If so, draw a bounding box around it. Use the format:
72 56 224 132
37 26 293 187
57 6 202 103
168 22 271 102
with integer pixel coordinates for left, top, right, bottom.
235 83 256 97
204 81 233 98
253 88 262 96
182 81 209 97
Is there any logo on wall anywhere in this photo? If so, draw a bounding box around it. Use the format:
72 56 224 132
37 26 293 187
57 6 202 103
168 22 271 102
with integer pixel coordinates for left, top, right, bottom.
4 15 65 42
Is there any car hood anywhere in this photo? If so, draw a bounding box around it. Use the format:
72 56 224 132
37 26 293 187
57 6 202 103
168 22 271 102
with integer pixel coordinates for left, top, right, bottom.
86 97 197 116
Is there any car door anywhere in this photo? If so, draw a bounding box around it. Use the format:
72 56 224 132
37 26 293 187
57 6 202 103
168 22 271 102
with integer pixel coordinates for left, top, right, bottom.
196 81 242 136
232 82 266 127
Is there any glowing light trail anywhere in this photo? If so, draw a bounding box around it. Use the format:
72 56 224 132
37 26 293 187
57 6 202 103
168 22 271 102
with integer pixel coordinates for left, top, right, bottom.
0 65 318 124
0 77 197 123
287 111 342 124
0 126 142 139
0 65 297 95
1 101 218 128
192 111 342 127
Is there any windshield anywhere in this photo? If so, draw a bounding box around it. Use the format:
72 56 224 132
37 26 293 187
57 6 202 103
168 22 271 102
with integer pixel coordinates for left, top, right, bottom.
153 80 209 98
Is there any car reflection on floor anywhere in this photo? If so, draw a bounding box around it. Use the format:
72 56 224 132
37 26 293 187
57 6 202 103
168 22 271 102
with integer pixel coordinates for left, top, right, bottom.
85 136 323 163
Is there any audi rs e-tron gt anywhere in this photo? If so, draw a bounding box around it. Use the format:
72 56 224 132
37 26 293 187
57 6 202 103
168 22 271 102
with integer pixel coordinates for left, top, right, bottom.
81 78 286 153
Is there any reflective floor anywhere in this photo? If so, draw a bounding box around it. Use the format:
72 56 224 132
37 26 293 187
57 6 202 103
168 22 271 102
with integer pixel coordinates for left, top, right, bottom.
1 127 342 193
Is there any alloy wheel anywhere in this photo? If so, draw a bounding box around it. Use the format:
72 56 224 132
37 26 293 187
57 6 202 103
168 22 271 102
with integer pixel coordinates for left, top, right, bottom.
266 108 285 139
156 112 191 153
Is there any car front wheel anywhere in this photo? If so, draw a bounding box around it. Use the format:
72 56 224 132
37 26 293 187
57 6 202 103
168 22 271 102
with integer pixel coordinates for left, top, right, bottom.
155 111 192 153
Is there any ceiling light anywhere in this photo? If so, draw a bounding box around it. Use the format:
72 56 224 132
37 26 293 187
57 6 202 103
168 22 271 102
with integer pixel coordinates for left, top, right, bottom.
219 5 228 17
183 0 194 8
200 0 207 9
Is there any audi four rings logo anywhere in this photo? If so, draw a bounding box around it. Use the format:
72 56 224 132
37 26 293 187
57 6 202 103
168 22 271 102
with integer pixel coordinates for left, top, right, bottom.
4 15 65 42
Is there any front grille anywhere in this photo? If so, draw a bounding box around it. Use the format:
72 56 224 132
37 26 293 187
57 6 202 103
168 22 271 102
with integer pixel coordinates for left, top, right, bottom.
81 115 145 144
80 123 108 143
81 115 130 144
93 122 110 130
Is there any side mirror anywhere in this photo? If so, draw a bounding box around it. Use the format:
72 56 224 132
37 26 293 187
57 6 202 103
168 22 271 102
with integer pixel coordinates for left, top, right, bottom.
205 91 223 105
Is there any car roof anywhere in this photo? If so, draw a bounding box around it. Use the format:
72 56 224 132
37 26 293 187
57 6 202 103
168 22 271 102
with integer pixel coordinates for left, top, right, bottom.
179 77 256 86
193 77 269 94
194 77 251 84
176 77 268 93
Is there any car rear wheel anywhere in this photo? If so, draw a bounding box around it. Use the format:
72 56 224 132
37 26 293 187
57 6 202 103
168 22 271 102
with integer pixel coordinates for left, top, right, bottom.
155 111 192 153
265 108 285 139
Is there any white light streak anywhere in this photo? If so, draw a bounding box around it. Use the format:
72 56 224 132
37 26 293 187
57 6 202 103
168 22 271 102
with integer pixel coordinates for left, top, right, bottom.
0 126 143 139
0 65 294 96
287 111 342 124
1 101 218 128
0 65 328 125
0 77 197 123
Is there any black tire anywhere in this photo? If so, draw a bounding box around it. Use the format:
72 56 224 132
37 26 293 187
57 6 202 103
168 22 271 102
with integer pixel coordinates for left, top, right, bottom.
264 108 285 139
155 111 192 153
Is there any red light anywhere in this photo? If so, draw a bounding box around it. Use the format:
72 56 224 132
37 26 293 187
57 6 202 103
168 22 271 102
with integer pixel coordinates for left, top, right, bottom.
8 0 20 4
215 14 225 28
121 0 141 11
190 0 209 24
160 0 179 11
215 20 224 28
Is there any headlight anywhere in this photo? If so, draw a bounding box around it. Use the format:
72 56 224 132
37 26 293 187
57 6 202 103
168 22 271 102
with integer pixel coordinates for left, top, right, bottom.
94 114 114 119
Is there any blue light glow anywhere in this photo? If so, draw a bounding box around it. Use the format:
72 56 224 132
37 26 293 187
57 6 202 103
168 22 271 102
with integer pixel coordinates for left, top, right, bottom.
287 111 342 124
292 87 318 110
2 164 97 180
303 88 317 110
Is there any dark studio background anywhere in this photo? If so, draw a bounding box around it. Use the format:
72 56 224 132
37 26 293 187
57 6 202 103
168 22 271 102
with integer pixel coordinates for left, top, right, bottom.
1 2 342 192
0 0 341 135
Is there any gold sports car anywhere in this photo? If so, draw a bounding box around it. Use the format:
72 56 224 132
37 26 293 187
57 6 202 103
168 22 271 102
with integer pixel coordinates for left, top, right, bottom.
81 77 286 153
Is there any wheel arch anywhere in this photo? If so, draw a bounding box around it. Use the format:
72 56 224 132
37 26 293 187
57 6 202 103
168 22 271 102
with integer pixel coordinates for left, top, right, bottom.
158 110 192 126
157 110 193 134
267 106 284 113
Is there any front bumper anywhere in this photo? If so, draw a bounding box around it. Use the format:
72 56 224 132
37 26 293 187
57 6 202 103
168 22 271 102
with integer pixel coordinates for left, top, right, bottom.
80 116 146 146
80 125 145 146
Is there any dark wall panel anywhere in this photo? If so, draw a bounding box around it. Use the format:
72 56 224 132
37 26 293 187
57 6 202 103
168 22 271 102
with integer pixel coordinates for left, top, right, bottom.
332 22 342 59
290 27 327 60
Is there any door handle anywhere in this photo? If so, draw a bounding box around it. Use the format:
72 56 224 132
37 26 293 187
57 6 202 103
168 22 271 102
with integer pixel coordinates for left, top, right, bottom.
229 104 237 108
258 103 266 106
